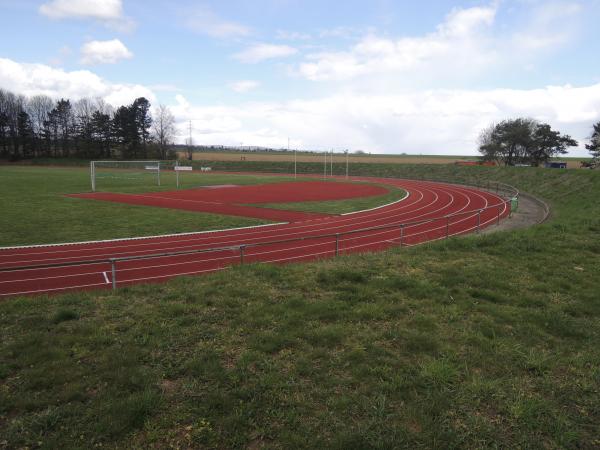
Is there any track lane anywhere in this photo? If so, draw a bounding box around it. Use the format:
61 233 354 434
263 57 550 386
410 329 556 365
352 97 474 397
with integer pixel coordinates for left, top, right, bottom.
0 177 511 297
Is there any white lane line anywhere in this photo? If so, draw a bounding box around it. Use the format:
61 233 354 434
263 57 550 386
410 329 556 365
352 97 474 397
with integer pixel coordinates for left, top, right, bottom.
103 271 110 284
340 191 410 215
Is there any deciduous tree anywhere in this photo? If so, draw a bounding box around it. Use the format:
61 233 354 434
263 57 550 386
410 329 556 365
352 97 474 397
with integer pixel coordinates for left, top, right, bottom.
479 118 577 166
152 104 176 159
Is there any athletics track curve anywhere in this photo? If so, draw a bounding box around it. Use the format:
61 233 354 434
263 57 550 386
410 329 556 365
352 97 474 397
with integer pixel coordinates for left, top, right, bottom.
0 177 510 298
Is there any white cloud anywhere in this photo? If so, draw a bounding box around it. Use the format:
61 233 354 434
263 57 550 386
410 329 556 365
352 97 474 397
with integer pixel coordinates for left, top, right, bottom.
233 44 298 64
512 1 582 51
297 4 498 81
80 39 133 65
39 0 122 20
168 83 600 157
39 0 134 32
295 2 582 83
436 4 496 37
185 8 251 39
229 80 260 93
0 57 155 106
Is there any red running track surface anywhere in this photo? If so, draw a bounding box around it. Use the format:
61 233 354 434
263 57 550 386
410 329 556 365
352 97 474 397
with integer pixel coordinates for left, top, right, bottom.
67 180 389 222
0 177 510 298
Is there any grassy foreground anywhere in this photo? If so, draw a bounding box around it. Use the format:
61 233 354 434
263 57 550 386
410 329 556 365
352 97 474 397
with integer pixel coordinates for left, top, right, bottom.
1 165 599 448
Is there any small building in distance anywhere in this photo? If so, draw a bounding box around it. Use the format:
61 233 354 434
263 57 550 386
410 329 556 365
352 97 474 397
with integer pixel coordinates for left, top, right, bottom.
544 161 567 169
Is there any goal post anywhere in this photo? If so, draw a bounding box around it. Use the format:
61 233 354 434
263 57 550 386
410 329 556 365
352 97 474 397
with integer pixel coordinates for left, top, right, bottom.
90 160 161 192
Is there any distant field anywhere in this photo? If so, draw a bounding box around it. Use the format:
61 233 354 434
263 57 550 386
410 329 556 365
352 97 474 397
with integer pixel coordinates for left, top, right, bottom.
180 151 476 165
178 151 590 169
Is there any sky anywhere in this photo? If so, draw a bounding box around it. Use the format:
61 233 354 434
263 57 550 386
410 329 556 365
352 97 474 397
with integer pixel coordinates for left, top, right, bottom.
0 0 599 156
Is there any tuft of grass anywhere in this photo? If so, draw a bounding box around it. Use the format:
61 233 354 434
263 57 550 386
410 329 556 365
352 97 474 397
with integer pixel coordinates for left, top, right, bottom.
51 308 79 323
95 388 162 438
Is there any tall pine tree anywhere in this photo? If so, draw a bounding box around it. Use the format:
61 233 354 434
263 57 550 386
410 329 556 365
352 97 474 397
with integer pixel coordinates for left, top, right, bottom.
91 111 113 158
586 121 600 160
132 97 152 158
16 110 34 158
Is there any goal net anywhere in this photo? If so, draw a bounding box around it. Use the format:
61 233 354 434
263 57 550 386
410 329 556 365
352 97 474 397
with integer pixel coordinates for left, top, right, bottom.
90 161 161 192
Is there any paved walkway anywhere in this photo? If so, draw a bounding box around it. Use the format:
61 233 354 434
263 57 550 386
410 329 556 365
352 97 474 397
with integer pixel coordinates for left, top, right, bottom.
482 192 549 234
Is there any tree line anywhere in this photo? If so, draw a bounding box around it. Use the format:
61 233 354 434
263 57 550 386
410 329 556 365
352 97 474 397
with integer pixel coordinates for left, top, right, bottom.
0 88 176 161
2 86 599 165
478 118 600 166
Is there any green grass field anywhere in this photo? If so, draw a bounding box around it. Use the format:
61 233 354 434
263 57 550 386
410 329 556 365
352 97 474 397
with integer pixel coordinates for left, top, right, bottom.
0 166 398 247
0 167 276 246
1 163 599 448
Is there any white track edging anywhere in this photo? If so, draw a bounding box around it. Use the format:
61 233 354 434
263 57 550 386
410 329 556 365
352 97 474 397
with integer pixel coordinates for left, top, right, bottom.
0 222 288 251
340 191 409 216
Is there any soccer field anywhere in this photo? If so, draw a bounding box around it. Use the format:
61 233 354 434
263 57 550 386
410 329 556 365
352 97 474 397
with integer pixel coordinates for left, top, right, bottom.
0 166 404 247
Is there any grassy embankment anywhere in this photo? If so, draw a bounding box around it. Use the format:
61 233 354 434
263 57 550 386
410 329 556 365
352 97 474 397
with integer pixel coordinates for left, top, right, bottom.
0 164 599 448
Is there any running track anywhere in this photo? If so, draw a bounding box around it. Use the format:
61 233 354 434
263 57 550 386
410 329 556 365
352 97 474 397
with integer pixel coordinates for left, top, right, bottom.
0 177 511 298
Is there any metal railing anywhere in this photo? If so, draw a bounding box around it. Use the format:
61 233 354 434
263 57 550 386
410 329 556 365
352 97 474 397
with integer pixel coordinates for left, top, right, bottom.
0 178 518 292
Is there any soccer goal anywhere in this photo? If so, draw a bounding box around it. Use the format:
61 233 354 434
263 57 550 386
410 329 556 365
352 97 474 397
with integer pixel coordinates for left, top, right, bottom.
90 160 161 192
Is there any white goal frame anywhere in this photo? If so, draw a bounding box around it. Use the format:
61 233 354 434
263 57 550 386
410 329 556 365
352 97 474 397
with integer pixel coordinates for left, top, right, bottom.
90 160 161 192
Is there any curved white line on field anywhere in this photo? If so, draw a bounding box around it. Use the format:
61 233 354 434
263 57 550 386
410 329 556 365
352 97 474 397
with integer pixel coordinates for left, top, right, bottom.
0 221 288 251
340 190 410 216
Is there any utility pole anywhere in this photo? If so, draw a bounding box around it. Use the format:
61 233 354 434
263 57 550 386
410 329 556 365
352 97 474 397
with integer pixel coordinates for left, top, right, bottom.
187 120 193 160
289 137 297 179
330 149 333 176
345 150 349 179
